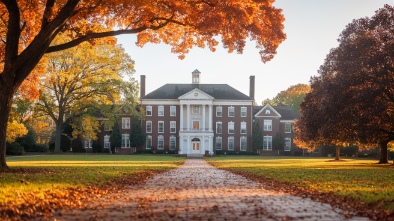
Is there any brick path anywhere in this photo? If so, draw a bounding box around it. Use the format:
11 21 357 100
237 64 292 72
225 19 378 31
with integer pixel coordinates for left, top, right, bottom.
48 159 368 221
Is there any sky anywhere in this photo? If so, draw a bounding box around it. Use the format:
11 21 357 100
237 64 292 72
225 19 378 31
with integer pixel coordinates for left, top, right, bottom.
117 0 393 105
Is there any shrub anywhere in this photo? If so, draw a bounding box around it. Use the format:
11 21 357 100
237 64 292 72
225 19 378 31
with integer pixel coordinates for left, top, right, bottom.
15 125 37 152
92 140 102 153
29 144 49 152
48 134 72 152
6 142 24 155
72 140 85 153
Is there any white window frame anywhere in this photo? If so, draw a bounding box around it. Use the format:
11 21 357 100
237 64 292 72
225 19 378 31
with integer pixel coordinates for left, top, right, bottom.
228 122 234 134
158 136 164 150
216 106 222 117
216 122 222 134
263 136 272 151
146 136 152 149
241 107 247 117
146 121 152 133
264 120 272 131
215 137 222 150
158 106 164 116
104 135 110 149
158 121 164 133
122 117 130 129
228 106 234 117
240 122 247 134
285 122 292 133
170 106 176 116
228 137 234 151
240 137 247 151
170 121 176 133
192 105 200 114
284 138 291 151
146 106 152 116
84 139 92 148
265 109 270 114
121 134 130 148
170 136 176 150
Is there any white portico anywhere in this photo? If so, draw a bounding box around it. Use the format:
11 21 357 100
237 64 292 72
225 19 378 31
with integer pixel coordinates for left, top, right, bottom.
178 88 214 156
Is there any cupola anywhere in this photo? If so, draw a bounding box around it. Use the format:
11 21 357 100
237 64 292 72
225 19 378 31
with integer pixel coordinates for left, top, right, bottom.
192 69 201 84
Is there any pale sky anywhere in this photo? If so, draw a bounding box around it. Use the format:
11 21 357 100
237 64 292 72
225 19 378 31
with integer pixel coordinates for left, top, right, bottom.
117 0 393 105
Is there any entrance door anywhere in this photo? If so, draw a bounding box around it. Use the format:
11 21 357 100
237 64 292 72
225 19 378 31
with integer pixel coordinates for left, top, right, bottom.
192 142 200 152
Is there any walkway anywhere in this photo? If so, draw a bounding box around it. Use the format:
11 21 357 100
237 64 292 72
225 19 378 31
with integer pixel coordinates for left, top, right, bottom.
47 159 368 221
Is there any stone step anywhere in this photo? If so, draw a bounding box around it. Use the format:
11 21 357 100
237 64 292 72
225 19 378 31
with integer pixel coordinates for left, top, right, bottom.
187 154 204 158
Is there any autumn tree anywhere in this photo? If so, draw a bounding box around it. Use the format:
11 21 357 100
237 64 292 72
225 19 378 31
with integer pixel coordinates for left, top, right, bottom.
295 5 394 164
35 39 135 153
0 0 285 170
263 84 311 113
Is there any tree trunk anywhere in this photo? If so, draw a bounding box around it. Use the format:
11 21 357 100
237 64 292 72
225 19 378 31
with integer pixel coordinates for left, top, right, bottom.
335 146 340 160
0 85 17 171
54 121 63 153
378 141 389 164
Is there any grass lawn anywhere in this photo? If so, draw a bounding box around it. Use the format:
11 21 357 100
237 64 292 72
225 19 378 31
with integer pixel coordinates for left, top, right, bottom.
206 156 394 212
1 154 185 206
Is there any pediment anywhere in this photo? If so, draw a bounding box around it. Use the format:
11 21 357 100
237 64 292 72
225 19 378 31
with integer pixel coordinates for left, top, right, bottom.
254 104 281 118
178 88 214 100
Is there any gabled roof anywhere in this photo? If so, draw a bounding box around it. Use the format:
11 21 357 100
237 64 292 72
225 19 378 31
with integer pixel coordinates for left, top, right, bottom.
141 84 253 100
253 104 299 121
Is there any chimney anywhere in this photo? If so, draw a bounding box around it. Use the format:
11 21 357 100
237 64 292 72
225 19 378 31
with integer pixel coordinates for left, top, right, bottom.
249 75 255 99
140 75 146 98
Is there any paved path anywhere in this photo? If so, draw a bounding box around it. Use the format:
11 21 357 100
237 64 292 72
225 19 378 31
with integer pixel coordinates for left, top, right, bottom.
48 159 368 221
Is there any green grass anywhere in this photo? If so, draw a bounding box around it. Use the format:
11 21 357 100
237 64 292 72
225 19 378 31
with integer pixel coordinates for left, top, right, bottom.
0 154 185 204
206 156 394 210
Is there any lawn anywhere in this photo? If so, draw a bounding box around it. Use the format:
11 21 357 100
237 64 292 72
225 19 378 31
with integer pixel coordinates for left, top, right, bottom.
206 156 394 213
0 154 185 219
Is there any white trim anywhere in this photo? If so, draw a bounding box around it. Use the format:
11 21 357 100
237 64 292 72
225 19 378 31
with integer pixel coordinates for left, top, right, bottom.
146 121 152 133
254 104 282 118
228 136 234 151
158 121 164 133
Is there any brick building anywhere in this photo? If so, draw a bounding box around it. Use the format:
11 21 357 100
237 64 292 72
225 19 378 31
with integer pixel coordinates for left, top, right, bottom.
139 70 300 156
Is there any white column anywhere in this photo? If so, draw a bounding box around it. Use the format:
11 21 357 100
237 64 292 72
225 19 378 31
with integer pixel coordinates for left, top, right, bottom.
202 105 206 130
180 104 183 131
179 136 182 154
209 105 213 131
209 136 213 154
187 104 190 130
187 136 190 155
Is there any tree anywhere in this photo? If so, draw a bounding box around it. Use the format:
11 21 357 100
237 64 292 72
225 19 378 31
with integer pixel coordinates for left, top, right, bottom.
295 5 394 164
35 39 134 153
130 122 145 150
262 84 311 113
272 133 285 153
109 120 121 154
251 122 263 153
0 0 286 170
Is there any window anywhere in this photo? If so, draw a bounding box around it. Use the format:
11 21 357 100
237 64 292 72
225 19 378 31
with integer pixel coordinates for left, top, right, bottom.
104 135 110 149
215 137 222 150
146 136 152 149
158 106 164 116
170 121 176 133
240 122 246 134
284 138 291 151
228 137 234 151
192 120 200 130
122 134 130 148
240 137 247 151
228 122 234 134
84 140 92 148
192 105 200 114
216 122 222 134
146 121 152 133
158 121 164 133
265 109 270 114
285 122 292 133
158 136 164 149
228 107 234 117
122 117 130 129
216 106 222 117
263 136 272 151
104 121 111 131
241 107 247 117
146 106 152 116
170 106 176 116
264 120 272 131
170 136 176 150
